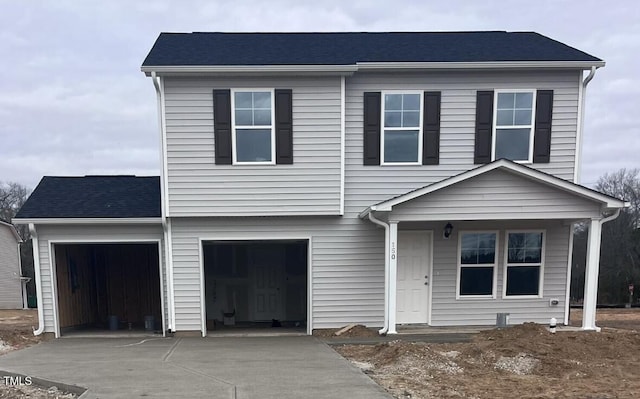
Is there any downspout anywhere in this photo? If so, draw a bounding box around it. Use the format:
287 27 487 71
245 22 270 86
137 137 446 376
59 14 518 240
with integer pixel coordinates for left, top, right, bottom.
574 66 598 183
368 211 390 335
29 223 45 336
152 71 175 332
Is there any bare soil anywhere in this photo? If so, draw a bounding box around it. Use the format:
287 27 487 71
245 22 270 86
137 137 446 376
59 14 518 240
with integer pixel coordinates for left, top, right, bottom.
570 307 640 330
336 310 640 399
313 324 379 338
0 310 76 398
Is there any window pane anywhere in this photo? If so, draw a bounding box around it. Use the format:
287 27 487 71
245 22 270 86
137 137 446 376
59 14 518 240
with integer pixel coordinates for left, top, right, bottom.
384 111 402 127
508 248 525 263
506 266 540 296
236 129 272 162
402 111 420 127
495 128 530 161
253 110 271 125
497 110 514 126
383 130 419 163
461 234 478 250
253 92 271 109
525 232 543 248
403 94 420 110
235 92 252 109
497 93 515 109
235 110 253 126
514 109 532 125
477 233 496 249
460 267 493 296
385 94 402 110
515 92 533 108
478 248 495 264
524 249 542 263
508 233 525 248
461 249 478 265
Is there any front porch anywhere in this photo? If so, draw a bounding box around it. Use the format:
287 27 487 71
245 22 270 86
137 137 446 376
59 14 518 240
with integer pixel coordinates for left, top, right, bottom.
361 160 628 333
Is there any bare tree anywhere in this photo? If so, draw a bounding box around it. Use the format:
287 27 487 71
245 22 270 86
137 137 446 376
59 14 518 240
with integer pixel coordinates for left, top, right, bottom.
572 169 640 304
0 181 30 239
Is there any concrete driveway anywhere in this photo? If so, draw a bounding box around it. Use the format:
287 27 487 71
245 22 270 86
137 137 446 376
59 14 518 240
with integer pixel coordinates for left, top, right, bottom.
0 336 391 398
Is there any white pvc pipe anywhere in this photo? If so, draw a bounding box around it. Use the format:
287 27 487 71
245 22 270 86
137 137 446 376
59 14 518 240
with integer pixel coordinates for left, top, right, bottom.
575 66 598 183
368 212 390 335
29 224 45 336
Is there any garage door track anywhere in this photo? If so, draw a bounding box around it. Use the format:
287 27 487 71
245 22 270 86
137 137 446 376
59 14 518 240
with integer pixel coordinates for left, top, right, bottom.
0 336 391 398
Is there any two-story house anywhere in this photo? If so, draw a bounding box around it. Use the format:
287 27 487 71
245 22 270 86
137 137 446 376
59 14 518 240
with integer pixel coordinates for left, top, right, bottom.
14 32 627 338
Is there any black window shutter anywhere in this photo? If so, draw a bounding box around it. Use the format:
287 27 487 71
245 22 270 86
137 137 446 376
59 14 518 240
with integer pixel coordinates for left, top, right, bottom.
213 89 232 165
533 90 554 163
363 92 381 165
474 91 494 164
423 91 441 165
275 89 293 164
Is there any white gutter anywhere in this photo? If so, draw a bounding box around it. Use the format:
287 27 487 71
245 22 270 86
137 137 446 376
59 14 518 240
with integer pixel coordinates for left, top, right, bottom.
357 60 604 70
574 66 599 183
13 218 162 225
29 224 45 336
143 64 358 76
368 211 390 335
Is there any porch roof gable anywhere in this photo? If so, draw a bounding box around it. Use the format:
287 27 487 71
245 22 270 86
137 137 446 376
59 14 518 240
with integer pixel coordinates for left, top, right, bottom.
359 159 629 218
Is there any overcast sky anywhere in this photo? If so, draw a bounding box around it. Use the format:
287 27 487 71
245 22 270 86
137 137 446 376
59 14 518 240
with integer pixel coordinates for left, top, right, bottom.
1 0 638 189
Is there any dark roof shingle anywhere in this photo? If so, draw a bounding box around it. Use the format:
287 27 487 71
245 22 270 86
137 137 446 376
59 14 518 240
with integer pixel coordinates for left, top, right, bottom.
15 176 161 219
142 31 601 67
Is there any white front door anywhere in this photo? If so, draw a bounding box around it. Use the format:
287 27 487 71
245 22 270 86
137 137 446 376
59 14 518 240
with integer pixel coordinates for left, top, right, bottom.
396 231 431 324
251 246 284 321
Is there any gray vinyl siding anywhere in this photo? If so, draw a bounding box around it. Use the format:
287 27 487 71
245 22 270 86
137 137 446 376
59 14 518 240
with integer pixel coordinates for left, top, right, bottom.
404 220 570 326
391 169 602 221
35 224 164 334
169 217 385 331
0 225 22 309
163 76 342 216
344 70 581 216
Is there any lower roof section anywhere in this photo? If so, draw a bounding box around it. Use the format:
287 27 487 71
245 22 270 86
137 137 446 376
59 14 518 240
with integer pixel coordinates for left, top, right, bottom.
14 176 161 221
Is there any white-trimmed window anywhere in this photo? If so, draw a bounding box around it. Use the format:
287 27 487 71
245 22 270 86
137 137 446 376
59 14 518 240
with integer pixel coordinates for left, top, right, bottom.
503 231 545 298
231 89 275 164
381 92 423 164
492 90 536 162
457 231 498 298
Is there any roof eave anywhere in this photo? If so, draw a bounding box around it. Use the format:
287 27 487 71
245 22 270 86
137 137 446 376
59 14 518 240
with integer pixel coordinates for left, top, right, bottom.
12 217 163 225
142 60 605 76
141 64 358 76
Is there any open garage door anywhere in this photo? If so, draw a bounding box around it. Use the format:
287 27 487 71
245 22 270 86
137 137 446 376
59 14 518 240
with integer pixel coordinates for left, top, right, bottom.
53 243 163 335
203 240 308 333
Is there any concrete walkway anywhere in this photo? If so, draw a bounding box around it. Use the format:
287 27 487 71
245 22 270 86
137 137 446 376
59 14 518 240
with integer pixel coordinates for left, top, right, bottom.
0 336 391 398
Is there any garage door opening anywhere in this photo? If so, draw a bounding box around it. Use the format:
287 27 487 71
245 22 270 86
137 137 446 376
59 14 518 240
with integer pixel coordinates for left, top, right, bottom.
203 240 308 334
53 243 163 336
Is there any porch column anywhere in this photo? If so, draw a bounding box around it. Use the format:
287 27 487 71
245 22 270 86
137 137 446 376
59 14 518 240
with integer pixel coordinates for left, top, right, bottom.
388 221 398 334
582 218 602 331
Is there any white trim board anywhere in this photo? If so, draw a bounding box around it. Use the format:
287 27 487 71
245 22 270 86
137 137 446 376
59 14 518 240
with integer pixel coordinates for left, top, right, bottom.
197 235 314 337
13 218 162 225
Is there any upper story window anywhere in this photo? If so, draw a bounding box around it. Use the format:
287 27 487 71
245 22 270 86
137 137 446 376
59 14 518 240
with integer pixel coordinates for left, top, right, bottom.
493 90 536 163
382 92 423 164
232 90 275 164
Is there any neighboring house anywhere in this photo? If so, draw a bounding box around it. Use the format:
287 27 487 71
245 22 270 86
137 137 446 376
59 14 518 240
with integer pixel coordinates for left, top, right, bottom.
14 32 628 338
0 220 24 309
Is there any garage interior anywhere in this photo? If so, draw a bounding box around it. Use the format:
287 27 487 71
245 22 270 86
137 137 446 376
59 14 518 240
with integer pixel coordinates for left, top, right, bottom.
54 243 162 335
203 240 307 332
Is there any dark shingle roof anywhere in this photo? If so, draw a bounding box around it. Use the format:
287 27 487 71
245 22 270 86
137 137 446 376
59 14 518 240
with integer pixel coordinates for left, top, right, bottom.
142 31 601 67
15 176 161 219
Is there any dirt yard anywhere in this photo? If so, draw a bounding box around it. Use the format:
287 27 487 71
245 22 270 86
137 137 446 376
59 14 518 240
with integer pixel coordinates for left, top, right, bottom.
0 310 76 398
336 309 640 399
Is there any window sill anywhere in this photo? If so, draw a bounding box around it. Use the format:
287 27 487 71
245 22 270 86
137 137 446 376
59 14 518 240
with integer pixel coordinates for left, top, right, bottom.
502 294 543 300
456 294 496 300
232 162 276 166
380 162 422 166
